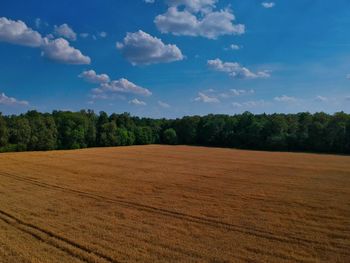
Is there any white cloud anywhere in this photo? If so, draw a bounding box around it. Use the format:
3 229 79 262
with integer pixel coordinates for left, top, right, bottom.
274 95 297 102
0 17 43 47
35 18 41 29
35 18 48 29
116 30 184 65
315 95 328 102
93 78 152 98
194 88 255 103
129 98 147 106
194 92 220 103
80 33 89 38
144 0 155 3
90 93 108 100
232 102 242 108
79 70 152 101
232 100 267 108
45 33 54 40
155 7 244 39
41 37 91 64
227 44 240 50
0 17 91 65
231 89 254 96
54 23 77 41
262 2 275 8
166 0 217 13
79 70 110 84
158 100 170 108
220 89 254 98
208 58 270 79
204 88 215 93
99 31 107 38
346 74 350 79
0 92 28 106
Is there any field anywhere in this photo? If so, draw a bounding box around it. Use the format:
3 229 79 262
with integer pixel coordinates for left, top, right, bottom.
0 145 349 263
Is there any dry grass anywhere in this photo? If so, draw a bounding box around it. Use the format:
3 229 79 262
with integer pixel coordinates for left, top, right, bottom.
0 145 349 263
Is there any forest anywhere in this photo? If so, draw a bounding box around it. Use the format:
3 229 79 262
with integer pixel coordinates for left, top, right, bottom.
0 110 350 154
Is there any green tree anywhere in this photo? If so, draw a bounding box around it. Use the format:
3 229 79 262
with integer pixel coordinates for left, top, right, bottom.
307 112 329 152
235 112 262 149
263 114 288 150
326 112 348 153
296 112 312 151
116 128 128 146
174 116 200 144
97 111 109 146
26 111 57 151
197 114 226 146
53 111 88 149
82 110 97 147
1 110 350 154
8 116 31 151
0 113 9 147
99 121 118 146
163 128 178 145
135 126 154 145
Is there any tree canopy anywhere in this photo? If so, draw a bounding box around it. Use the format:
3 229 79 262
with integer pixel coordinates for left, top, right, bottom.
0 110 349 154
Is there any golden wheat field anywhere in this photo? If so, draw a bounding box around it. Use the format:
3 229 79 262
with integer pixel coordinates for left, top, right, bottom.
0 145 349 263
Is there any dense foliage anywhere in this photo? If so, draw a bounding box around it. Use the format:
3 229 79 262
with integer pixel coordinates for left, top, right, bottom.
0 110 350 154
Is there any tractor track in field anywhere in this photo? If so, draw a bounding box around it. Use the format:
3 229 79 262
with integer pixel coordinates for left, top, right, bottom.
1 171 349 257
0 208 120 263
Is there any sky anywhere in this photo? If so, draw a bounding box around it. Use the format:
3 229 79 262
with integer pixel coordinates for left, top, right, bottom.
0 0 350 118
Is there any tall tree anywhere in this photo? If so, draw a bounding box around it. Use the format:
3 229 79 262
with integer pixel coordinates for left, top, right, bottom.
0 113 8 148
26 111 57 151
163 128 178 145
135 126 154 145
8 116 31 151
99 121 118 147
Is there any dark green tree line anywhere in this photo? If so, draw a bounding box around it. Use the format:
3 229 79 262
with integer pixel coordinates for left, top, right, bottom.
0 110 350 154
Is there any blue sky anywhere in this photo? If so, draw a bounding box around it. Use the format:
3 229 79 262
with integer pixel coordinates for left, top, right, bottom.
1 0 350 118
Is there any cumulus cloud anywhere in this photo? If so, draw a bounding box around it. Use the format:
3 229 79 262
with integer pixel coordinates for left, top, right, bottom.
144 0 155 3
219 89 254 98
194 92 220 103
262 2 275 8
227 44 240 50
0 92 28 106
129 98 147 106
155 7 244 39
232 102 242 108
116 30 184 65
54 23 77 41
194 88 254 103
0 17 91 65
80 33 89 38
315 95 328 102
79 69 152 101
99 31 107 38
274 95 297 102
35 18 42 29
232 100 267 108
158 100 170 108
79 70 110 84
166 0 217 13
208 58 270 79
92 78 152 98
41 37 91 64
0 17 43 47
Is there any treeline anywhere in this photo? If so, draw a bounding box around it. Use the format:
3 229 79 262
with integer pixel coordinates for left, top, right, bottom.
0 110 350 154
